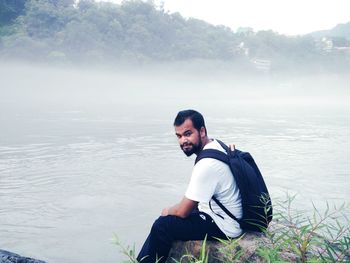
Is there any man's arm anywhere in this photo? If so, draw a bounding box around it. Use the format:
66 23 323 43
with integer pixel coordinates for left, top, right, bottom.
161 197 198 218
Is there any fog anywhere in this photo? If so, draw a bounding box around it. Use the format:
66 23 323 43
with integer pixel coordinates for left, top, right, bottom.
1 61 350 262
1 61 349 116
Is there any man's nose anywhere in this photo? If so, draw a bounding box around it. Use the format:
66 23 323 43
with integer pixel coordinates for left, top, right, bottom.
180 137 188 144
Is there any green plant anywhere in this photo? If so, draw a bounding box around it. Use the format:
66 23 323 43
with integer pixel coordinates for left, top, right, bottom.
113 234 163 263
113 234 139 263
264 194 350 263
172 235 209 263
214 235 244 262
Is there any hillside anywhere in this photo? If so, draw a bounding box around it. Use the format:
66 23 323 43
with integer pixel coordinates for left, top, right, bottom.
0 0 349 72
310 21 350 40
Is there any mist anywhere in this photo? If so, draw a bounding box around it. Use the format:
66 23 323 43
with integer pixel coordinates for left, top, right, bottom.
2 60 349 149
1 61 349 116
1 59 350 262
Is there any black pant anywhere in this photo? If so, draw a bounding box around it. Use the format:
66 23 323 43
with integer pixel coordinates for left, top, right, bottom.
137 211 227 263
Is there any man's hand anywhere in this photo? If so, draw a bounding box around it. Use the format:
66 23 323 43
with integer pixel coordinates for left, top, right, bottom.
161 197 198 218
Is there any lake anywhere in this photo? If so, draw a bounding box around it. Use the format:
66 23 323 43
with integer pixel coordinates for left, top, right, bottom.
1 63 349 262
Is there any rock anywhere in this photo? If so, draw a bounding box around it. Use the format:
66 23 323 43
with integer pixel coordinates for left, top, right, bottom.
0 249 46 263
166 231 269 263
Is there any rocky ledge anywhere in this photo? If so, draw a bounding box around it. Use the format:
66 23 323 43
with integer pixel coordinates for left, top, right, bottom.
166 230 298 263
0 250 46 263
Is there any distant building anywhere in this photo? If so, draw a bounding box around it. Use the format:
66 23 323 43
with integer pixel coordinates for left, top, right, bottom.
251 58 271 73
233 41 249 56
321 37 333 52
319 37 350 56
334 46 350 58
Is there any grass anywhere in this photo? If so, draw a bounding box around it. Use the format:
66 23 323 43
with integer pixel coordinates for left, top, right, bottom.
172 235 210 263
268 194 350 262
114 194 350 262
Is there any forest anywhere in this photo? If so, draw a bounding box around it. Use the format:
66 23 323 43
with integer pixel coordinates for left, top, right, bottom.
1 0 349 72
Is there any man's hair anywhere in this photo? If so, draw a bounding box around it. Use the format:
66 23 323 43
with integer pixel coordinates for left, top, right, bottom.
173 109 207 135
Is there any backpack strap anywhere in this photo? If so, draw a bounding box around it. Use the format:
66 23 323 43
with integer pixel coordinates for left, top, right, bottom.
209 200 224 219
195 148 229 164
216 139 231 154
212 196 240 222
195 140 241 223
194 139 232 164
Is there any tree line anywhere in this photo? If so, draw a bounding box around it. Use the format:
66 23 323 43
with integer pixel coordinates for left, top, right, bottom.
0 0 349 71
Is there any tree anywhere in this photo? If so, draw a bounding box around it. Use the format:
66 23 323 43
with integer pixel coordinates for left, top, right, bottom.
0 0 26 25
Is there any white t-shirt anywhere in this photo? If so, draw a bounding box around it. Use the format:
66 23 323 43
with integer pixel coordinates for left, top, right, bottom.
185 139 242 238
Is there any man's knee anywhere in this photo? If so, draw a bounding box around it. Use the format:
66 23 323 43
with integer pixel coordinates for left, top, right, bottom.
151 216 168 234
151 216 171 235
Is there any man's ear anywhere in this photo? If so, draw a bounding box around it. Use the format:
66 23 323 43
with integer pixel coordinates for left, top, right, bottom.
200 127 206 138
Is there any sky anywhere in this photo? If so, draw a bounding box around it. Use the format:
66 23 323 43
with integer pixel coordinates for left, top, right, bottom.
100 0 350 36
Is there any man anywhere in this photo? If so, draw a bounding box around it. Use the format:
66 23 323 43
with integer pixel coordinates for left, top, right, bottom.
137 109 242 263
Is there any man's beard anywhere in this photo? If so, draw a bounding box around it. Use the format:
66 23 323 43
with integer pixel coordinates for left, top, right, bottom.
181 137 202 157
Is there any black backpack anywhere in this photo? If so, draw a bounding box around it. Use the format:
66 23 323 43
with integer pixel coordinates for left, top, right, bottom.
195 139 273 232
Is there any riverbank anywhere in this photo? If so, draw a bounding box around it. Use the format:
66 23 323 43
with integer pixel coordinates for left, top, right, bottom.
116 195 350 262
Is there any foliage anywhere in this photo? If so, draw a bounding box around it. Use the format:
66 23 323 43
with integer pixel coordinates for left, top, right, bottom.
172 235 210 263
113 234 139 263
1 0 349 71
268 194 350 262
0 0 26 25
0 0 238 63
113 234 164 263
214 235 245 262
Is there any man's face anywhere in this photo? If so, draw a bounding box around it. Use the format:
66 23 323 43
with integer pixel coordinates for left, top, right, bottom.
175 119 203 156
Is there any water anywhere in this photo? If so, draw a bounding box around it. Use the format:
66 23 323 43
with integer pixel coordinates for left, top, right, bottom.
1 64 350 262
